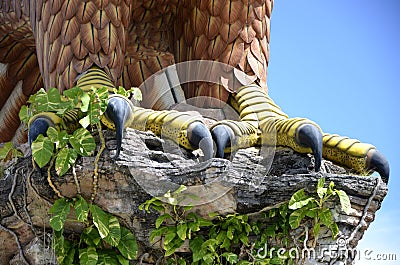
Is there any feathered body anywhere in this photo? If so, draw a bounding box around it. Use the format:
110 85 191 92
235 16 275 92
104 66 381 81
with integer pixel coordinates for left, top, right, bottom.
0 0 272 144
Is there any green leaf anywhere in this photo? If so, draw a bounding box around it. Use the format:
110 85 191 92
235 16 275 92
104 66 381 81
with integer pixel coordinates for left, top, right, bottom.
73 195 89 222
63 86 83 103
80 92 91 112
222 253 238 264
104 216 121 247
31 135 54 168
35 88 62 112
79 247 98 265
0 142 14 161
84 87 108 126
163 230 176 246
117 227 138 260
313 223 321 237
79 115 91 129
177 222 187 241
336 189 351 214
330 222 340 239
150 226 168 242
317 187 327 200
130 87 142 101
288 189 314 210
58 241 76 265
197 217 213 227
97 251 119 265
55 147 78 176
319 208 333 228
156 214 173 228
190 236 205 262
19 105 30 125
69 128 95 156
49 198 71 231
227 225 234 240
289 209 305 229
117 255 130 265
89 204 109 238
82 226 101 247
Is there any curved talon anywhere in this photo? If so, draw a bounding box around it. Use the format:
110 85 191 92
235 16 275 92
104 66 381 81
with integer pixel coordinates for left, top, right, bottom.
367 149 390 183
103 96 134 159
28 114 60 145
296 124 323 171
187 122 214 160
211 125 234 158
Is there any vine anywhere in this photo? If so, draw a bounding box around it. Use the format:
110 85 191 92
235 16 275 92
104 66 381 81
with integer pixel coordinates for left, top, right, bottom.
140 178 351 265
50 195 138 265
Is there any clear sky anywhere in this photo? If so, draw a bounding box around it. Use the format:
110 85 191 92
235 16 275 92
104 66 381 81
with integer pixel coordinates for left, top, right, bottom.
267 1 400 264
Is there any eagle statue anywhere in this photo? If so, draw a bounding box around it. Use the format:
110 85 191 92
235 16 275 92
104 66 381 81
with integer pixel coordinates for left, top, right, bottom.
0 0 389 181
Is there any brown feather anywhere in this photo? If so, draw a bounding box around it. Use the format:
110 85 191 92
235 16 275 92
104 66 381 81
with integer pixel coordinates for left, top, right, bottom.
253 2 264 20
61 63 77 90
49 37 62 72
0 83 28 142
221 0 242 24
118 2 130 27
80 22 101 53
240 2 255 25
250 37 263 63
247 49 262 79
239 25 256 43
8 51 36 81
71 36 89 60
61 16 80 45
56 44 73 75
21 68 43 97
104 3 121 27
76 1 97 24
219 37 244 67
62 0 80 20
266 15 270 42
252 17 264 39
99 22 118 54
208 35 226 58
184 21 194 46
50 0 63 15
193 34 209 59
205 15 222 40
48 12 63 43
94 0 109 9
207 0 227 16
190 7 207 37
220 19 243 44
91 9 110 30
1 42 25 63
89 51 110 68
197 0 208 11
72 56 93 74
41 0 51 32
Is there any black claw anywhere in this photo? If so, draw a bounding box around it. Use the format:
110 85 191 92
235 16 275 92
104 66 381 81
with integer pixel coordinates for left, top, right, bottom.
105 97 133 159
296 124 323 171
211 125 234 158
367 150 390 183
28 117 55 145
187 122 214 160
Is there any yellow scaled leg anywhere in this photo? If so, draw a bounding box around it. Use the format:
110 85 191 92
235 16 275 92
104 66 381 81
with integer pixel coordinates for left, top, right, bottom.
210 84 389 181
76 68 214 160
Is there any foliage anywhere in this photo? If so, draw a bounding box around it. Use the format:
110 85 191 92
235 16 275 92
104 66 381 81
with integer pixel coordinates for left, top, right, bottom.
287 177 351 244
140 178 351 265
50 195 138 265
18 86 142 177
0 142 23 177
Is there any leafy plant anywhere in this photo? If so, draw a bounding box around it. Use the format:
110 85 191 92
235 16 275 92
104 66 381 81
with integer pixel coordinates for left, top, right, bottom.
287 177 351 245
50 195 138 265
0 142 24 177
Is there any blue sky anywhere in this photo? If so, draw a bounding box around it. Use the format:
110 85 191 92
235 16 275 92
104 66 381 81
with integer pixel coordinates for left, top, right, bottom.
267 1 400 264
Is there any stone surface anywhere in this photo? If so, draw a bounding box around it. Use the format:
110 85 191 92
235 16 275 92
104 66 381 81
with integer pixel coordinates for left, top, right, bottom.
0 128 388 264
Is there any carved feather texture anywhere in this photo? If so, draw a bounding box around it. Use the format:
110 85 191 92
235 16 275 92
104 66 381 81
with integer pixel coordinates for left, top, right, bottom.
0 0 274 143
